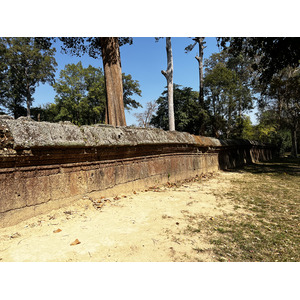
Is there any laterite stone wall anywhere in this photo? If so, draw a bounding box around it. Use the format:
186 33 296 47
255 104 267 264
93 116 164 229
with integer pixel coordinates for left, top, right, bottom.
0 116 276 227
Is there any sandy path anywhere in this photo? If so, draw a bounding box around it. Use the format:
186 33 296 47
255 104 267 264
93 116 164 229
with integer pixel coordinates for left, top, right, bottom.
0 171 242 262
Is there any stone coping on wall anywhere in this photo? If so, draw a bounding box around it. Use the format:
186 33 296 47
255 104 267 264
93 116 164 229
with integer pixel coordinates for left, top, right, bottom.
0 115 271 155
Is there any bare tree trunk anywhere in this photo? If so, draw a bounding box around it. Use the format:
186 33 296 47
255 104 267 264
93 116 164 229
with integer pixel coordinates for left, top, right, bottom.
194 37 206 135
195 37 205 107
161 37 175 131
100 37 126 127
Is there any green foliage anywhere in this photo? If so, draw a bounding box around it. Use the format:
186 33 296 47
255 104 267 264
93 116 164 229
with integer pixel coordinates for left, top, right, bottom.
49 62 106 125
218 37 300 88
34 62 142 125
151 84 203 134
256 67 300 156
0 37 57 118
253 110 292 155
122 73 142 110
151 50 255 138
59 37 133 59
232 115 255 140
31 104 57 122
204 51 254 138
218 38 299 154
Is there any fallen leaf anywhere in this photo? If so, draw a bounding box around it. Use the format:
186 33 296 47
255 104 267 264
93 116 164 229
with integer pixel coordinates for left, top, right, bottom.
10 232 21 239
53 229 62 233
70 239 81 246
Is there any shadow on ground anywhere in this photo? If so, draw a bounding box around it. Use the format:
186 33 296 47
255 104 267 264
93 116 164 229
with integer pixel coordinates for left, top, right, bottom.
224 157 300 177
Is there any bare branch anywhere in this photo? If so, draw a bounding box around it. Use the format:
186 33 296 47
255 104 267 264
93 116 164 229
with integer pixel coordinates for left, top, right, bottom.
161 70 168 79
134 101 157 128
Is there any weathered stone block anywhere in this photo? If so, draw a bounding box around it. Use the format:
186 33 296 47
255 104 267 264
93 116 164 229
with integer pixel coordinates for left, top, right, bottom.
0 171 27 212
25 175 51 206
49 173 70 201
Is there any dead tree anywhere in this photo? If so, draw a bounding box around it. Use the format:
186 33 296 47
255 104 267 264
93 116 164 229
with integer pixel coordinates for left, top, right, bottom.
185 37 207 135
194 37 206 107
134 101 157 128
161 37 175 131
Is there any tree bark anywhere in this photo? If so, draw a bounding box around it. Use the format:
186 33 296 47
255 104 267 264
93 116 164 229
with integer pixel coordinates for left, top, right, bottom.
26 83 31 118
291 127 298 158
24 66 31 118
195 37 205 108
100 37 126 127
194 37 206 135
161 37 175 131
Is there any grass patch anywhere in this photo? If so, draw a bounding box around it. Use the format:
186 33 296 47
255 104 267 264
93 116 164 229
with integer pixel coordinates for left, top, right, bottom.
185 157 300 262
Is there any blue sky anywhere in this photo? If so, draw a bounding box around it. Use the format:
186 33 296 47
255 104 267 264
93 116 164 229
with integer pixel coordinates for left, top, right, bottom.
33 37 258 126
2 0 297 128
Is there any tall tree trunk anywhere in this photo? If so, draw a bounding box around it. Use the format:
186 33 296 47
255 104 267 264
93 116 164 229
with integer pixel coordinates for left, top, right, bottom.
195 37 206 135
161 37 175 131
24 67 31 118
26 84 31 118
100 37 126 127
291 126 298 158
195 37 205 108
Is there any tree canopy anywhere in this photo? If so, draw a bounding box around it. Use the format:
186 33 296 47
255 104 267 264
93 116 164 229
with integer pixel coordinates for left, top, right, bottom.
59 37 133 59
51 62 106 125
122 74 142 110
32 62 142 126
0 37 57 118
151 84 200 134
218 37 300 88
203 50 254 138
256 66 300 156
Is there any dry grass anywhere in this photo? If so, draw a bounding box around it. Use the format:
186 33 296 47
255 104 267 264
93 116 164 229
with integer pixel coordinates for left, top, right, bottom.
184 157 300 262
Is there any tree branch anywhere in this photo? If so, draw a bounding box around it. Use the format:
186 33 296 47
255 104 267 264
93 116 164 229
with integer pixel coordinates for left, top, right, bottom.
161 70 168 79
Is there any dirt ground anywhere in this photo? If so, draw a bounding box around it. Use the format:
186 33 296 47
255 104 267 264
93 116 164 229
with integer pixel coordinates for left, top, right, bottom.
0 171 243 262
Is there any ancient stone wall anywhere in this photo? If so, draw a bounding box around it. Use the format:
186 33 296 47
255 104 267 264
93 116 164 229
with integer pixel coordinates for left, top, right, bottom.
0 116 276 227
